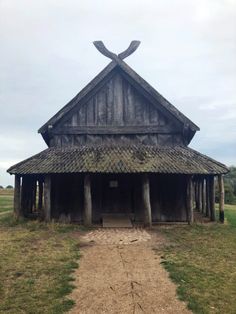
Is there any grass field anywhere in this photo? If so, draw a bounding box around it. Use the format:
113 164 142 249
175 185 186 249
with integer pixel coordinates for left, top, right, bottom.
158 204 236 314
1 189 236 313
0 189 13 213
0 189 80 313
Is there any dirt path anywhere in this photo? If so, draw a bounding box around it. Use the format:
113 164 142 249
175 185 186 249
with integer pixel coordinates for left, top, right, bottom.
70 228 191 314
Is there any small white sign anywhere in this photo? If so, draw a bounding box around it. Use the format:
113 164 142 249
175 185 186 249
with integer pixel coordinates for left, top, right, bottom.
109 180 118 188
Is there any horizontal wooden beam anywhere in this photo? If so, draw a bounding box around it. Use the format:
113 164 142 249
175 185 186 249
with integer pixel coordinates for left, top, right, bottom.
52 125 180 135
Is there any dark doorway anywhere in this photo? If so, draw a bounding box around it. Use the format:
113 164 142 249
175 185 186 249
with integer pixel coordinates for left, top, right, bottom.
101 174 134 215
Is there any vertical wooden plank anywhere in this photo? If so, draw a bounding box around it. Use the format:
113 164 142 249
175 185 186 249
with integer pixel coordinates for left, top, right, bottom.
106 79 113 125
198 180 203 213
218 175 225 223
142 98 149 125
159 113 167 126
84 174 92 226
149 104 159 124
44 175 51 222
97 88 107 125
209 176 216 221
206 177 210 217
195 179 199 211
142 174 152 227
14 175 21 219
186 176 194 224
20 176 26 215
191 180 195 211
86 98 95 126
21 176 34 216
126 81 135 124
134 94 143 125
78 104 86 126
38 179 43 210
202 178 206 215
71 112 78 126
32 179 37 212
113 73 124 125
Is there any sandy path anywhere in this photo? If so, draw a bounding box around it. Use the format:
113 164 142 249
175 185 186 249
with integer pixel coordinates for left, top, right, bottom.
69 229 191 314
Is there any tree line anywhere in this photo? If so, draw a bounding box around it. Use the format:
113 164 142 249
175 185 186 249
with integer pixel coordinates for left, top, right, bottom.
216 166 236 204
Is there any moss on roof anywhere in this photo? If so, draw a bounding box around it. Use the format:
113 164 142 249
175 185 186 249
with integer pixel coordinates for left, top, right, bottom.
7 145 228 175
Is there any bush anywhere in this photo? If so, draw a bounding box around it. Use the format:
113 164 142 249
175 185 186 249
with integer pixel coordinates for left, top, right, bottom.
6 185 13 189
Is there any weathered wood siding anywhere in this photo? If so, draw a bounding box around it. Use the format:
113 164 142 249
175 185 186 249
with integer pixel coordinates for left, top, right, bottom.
50 72 183 147
150 174 187 222
49 173 187 223
51 174 84 222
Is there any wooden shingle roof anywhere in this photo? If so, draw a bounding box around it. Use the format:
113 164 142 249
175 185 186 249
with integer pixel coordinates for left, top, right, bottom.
7 145 228 175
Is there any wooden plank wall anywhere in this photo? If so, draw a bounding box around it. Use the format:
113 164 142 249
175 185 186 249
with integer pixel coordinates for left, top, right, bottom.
50 72 183 147
49 173 187 223
64 73 167 127
150 174 188 222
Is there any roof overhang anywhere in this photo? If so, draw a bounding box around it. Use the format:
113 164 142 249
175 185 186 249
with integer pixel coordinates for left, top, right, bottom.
8 145 228 176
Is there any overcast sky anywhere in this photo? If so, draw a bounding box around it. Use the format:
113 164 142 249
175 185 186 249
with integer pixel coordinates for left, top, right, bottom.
0 0 236 186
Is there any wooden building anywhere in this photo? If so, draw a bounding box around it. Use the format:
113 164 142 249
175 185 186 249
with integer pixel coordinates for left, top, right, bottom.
8 41 228 226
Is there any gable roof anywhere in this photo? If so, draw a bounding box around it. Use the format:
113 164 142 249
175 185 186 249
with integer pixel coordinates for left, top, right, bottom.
38 58 199 135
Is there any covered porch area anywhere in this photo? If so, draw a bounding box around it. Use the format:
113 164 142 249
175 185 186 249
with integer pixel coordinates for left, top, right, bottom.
12 172 225 226
8 145 228 226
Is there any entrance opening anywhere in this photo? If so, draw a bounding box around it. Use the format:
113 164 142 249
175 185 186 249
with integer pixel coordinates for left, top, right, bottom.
102 214 133 228
101 174 134 215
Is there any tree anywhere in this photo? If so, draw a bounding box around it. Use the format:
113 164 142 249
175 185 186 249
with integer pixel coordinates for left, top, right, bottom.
6 185 13 189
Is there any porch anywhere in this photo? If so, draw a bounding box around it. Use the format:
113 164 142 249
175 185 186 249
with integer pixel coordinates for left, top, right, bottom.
13 172 225 226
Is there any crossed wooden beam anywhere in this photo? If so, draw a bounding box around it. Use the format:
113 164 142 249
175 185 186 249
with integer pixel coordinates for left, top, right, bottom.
93 41 141 62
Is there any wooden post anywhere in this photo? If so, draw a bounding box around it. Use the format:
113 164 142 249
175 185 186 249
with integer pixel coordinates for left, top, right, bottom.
206 177 210 217
32 179 37 212
195 180 199 211
209 176 216 221
186 176 194 224
84 174 92 226
198 180 203 213
142 174 152 227
202 178 206 215
14 175 21 219
21 176 33 216
38 180 43 210
44 175 51 222
218 175 225 223
191 180 195 211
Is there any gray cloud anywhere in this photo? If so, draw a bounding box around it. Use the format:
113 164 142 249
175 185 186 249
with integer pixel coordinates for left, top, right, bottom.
0 0 236 185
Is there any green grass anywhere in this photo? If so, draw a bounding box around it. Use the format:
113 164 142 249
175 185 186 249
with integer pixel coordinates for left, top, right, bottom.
158 204 236 314
0 213 80 314
0 189 13 213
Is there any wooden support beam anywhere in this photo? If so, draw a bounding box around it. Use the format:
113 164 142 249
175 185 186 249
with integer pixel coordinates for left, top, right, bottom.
198 180 203 213
218 175 225 223
195 180 200 211
206 177 210 217
14 175 21 219
142 174 152 227
44 175 51 222
191 180 195 211
209 176 216 221
38 180 43 210
21 176 34 216
84 174 92 226
186 176 194 224
32 179 37 212
202 178 206 215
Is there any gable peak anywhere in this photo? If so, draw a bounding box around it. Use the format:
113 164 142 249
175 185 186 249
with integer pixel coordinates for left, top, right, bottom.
93 40 141 62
